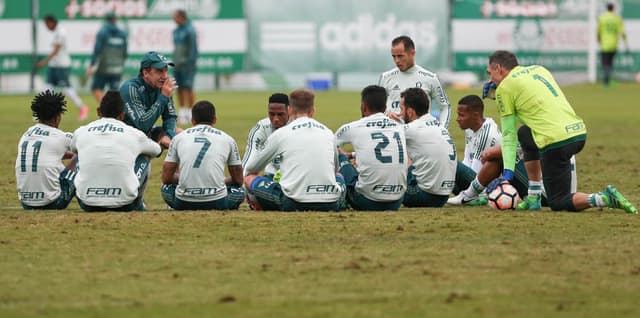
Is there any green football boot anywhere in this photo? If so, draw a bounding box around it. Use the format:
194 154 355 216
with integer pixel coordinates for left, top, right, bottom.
601 185 638 214
516 195 541 211
468 194 489 206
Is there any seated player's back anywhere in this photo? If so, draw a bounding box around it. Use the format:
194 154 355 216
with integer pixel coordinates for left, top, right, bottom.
268 117 340 202
72 119 158 206
171 124 238 202
336 113 407 202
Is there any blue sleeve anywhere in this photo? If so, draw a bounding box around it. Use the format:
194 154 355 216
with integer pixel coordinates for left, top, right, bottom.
162 98 178 138
120 82 169 134
90 29 105 65
190 28 198 60
122 30 128 58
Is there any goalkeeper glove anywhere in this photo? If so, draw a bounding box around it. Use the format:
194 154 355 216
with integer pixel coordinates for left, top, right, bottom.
486 169 515 193
482 81 497 99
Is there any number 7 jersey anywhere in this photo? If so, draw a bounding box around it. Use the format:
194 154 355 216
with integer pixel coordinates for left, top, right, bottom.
335 113 408 202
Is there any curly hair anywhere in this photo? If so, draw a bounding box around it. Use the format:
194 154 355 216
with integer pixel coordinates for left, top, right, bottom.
31 90 67 122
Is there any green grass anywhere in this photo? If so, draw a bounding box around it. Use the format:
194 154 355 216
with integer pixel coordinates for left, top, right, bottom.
1 84 639 317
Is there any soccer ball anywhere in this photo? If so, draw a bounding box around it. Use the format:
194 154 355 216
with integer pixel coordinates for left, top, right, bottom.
487 182 521 210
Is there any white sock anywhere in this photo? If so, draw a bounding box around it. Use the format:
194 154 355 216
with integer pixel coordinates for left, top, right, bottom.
528 181 543 197
462 178 484 197
62 87 84 109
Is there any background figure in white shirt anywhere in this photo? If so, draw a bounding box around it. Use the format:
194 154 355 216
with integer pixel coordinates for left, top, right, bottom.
241 93 290 210
15 90 77 210
335 85 407 211
161 100 245 210
399 88 457 208
37 14 89 121
451 95 502 196
244 89 345 212
378 35 451 128
71 90 161 212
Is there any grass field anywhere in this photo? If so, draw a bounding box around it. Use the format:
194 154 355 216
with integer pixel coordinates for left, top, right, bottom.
1 84 639 317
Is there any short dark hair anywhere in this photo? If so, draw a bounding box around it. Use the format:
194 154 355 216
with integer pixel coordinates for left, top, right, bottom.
31 90 67 122
175 9 187 19
289 89 314 113
44 14 57 24
489 50 519 70
192 100 216 124
401 88 429 116
607 3 614 11
457 95 484 114
361 85 387 113
268 93 289 106
392 35 415 51
99 90 124 118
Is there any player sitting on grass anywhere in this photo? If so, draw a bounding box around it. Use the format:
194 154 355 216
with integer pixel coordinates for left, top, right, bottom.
447 95 501 206
449 145 576 208
15 90 76 210
398 88 456 207
335 85 407 211
161 100 245 210
241 93 290 210
71 90 162 212
244 89 345 212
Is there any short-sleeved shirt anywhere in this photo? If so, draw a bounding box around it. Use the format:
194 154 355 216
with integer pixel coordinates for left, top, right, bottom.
245 116 342 203
404 114 457 195
71 118 162 208
15 124 73 206
165 124 241 202
48 27 71 68
379 64 451 128
335 113 408 202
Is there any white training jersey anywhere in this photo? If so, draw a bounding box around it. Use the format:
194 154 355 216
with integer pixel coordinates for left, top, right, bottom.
15 124 73 206
242 117 279 176
335 113 408 202
463 117 502 173
404 114 457 195
48 26 71 67
165 124 242 202
378 64 451 128
71 118 161 208
245 116 342 203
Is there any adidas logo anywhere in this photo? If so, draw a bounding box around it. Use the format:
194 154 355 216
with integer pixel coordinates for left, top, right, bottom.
392 85 400 90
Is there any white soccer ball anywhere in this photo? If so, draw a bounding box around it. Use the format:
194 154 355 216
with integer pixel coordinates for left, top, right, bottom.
487 183 521 210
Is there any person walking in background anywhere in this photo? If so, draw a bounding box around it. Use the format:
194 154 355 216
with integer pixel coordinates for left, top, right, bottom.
597 2 628 87
86 12 128 103
172 9 199 125
37 14 89 121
